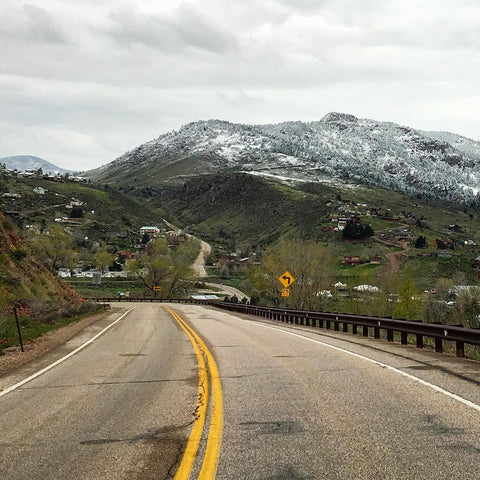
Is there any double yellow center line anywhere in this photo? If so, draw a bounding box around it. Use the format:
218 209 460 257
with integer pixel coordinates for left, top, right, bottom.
165 306 224 480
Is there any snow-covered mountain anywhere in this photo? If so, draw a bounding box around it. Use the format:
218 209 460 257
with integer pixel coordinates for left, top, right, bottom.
0 155 72 174
89 113 480 205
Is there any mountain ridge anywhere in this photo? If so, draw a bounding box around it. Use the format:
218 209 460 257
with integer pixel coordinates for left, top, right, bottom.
87 113 480 206
0 155 73 174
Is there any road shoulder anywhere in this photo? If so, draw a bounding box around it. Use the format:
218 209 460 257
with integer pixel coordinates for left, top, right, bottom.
0 305 129 384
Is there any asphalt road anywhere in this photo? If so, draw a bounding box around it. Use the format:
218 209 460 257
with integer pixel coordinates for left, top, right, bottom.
0 305 198 480
1 303 480 479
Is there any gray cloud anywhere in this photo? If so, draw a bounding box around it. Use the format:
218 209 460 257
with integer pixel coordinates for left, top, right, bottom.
0 4 68 44
1 0 479 170
104 5 238 54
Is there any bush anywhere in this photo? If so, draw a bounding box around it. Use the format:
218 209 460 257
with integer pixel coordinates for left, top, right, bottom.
343 223 374 240
10 247 28 261
70 207 84 218
414 235 427 249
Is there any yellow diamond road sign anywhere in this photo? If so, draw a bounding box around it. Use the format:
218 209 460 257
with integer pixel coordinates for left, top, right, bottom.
279 271 295 288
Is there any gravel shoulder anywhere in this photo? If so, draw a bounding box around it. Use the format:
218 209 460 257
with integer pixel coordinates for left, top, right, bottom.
0 307 112 378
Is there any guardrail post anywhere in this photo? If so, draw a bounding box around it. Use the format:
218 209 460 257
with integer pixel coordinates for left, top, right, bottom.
342 322 348 333
430 323 443 353
387 329 394 342
318 318 323 328
352 324 357 335
410 320 423 348
401 332 408 345
326 320 331 330
451 324 465 357
334 317 340 331
362 326 369 337
456 341 465 357
374 326 380 339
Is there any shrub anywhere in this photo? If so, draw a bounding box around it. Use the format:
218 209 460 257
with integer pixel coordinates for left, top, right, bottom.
343 223 374 240
10 247 28 261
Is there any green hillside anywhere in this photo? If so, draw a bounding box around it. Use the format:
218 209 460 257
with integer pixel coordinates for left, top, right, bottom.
144 172 480 291
0 168 166 245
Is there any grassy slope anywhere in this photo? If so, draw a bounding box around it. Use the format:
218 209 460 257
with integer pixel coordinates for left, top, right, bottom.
0 170 166 244
144 173 480 289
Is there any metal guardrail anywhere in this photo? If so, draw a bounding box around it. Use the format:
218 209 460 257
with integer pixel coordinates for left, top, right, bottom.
208 302 480 358
88 297 480 358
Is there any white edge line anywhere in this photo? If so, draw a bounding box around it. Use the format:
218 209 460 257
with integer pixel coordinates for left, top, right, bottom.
219 311 480 413
0 307 135 398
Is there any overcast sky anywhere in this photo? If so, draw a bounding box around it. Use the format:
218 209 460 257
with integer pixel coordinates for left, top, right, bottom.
1 0 479 171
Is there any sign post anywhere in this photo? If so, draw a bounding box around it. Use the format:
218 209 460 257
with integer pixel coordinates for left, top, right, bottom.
91 271 105 309
13 306 24 352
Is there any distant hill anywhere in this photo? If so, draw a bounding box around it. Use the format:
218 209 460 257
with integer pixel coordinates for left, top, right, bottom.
0 155 73 174
155 172 334 245
0 167 167 244
86 113 480 206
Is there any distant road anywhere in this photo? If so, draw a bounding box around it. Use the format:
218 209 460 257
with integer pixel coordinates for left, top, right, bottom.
1 303 479 479
191 238 211 278
162 218 250 300
204 282 250 302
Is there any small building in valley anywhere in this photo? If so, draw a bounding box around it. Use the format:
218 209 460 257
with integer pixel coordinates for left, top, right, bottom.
140 226 160 235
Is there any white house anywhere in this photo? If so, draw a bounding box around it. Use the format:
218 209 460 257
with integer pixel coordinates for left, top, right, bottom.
33 186 47 195
354 284 381 293
2 192 22 198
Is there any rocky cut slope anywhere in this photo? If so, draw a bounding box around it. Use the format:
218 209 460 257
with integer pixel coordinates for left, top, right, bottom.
88 113 480 206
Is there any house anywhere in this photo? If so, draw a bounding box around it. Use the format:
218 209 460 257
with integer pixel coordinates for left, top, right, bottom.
57 268 71 278
448 285 480 299
435 239 455 250
140 226 160 235
2 192 22 199
343 255 361 265
17 170 35 178
353 284 381 293
54 217 82 225
434 250 453 259
33 186 47 195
